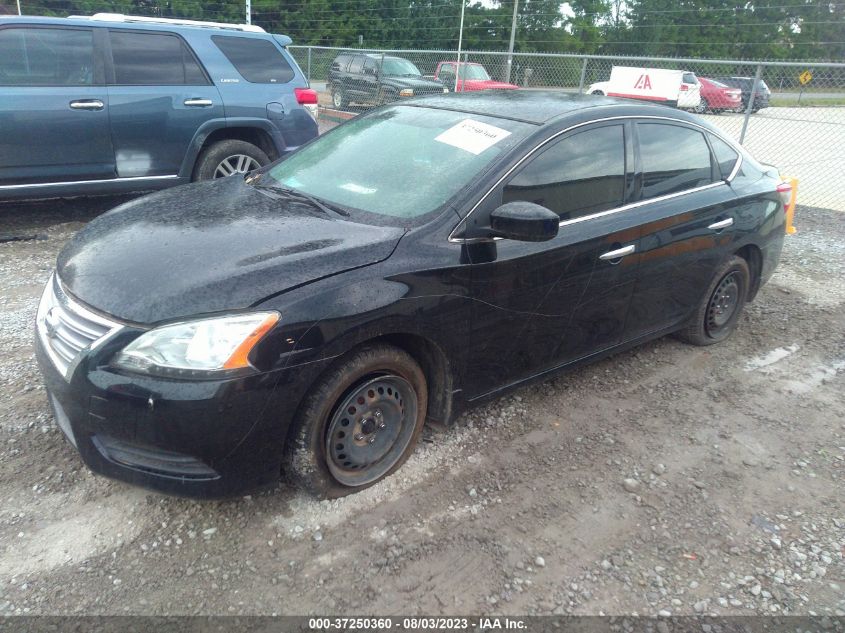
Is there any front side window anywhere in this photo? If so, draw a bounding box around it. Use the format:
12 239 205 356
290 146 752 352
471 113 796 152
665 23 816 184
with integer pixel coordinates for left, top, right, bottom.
638 123 714 199
503 125 626 221
211 35 293 84
111 31 206 85
264 106 532 222
0 27 95 86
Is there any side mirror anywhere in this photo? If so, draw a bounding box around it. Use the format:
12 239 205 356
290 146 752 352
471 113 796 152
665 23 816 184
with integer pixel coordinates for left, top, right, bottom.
364 67 376 76
489 201 559 242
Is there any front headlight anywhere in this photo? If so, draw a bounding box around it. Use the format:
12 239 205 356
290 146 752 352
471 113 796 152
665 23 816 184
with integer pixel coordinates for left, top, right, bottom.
113 312 279 377
399 88 414 97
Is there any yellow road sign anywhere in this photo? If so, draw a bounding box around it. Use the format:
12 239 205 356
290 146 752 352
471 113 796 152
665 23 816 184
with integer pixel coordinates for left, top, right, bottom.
799 70 813 85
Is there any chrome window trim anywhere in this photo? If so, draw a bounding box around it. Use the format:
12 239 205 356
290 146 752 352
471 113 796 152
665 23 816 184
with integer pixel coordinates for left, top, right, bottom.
447 113 742 244
0 175 178 191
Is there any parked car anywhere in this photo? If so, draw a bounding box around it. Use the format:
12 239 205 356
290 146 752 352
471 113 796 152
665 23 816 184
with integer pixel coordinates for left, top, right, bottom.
36 91 790 498
695 77 743 114
429 61 519 92
0 13 318 200
589 66 701 110
713 76 771 112
327 53 447 109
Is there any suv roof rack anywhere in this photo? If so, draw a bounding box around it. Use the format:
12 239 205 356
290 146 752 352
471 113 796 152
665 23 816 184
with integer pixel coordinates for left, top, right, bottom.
67 13 266 33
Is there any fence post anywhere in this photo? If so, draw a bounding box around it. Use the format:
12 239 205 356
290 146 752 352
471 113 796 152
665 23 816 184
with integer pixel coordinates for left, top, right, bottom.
578 56 588 94
739 64 763 144
306 46 312 82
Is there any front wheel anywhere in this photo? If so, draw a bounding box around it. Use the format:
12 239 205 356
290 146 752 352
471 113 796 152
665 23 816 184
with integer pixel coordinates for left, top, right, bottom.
283 344 428 498
677 256 750 346
590 90 604 96
332 89 348 109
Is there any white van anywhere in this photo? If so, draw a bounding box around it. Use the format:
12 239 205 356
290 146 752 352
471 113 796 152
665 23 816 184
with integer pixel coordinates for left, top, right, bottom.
588 66 701 110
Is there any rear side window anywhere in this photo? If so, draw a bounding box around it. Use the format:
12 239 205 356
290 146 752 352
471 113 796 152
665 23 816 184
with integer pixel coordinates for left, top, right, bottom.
0 27 95 86
682 73 698 84
503 124 626 221
708 134 740 179
332 55 350 71
638 123 714 199
348 56 364 74
110 31 207 85
212 35 293 84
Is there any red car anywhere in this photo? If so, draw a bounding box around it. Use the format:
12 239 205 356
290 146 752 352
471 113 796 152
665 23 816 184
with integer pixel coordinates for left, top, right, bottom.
696 78 743 113
433 62 520 92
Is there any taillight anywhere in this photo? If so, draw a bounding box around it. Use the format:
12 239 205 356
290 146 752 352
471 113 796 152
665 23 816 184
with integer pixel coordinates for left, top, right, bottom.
680 84 689 91
295 88 319 121
776 181 792 209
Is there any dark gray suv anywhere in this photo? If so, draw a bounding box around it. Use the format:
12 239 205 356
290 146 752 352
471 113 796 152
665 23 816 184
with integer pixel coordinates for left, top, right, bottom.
0 13 319 200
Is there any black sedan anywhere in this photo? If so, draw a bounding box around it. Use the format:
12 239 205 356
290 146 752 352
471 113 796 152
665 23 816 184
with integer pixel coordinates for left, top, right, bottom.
35 91 789 498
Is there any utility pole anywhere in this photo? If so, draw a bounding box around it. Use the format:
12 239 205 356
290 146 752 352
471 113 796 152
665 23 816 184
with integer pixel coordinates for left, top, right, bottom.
504 0 518 84
455 0 465 92
16 0 22 15
245 0 251 24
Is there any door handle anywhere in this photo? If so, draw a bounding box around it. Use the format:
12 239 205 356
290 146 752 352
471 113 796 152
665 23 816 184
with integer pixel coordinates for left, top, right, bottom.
708 217 734 231
599 244 636 261
184 98 213 107
69 99 104 111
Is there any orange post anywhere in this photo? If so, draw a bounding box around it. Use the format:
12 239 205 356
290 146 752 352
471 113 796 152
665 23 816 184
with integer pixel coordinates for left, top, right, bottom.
785 177 798 235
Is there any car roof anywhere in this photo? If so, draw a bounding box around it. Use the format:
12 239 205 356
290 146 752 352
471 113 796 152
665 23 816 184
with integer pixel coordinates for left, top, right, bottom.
404 90 700 126
0 15 277 39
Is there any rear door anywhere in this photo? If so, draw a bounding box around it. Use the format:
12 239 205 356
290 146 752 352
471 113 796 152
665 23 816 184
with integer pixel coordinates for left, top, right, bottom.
345 55 365 101
105 29 222 178
624 120 738 339
0 24 114 186
465 121 643 398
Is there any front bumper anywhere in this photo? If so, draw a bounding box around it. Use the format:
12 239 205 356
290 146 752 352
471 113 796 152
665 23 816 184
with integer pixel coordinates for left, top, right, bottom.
34 326 329 498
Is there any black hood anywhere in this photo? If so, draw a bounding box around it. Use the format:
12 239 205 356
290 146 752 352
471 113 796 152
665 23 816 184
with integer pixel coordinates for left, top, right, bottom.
57 177 405 324
383 76 446 91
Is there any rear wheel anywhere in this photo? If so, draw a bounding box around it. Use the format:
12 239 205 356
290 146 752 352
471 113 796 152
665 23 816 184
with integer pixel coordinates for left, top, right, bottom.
693 98 709 114
193 140 269 181
591 90 604 96
677 256 750 346
283 344 427 498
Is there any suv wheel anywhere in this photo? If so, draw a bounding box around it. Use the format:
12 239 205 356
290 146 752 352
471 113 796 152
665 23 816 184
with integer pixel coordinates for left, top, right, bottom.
332 89 348 109
693 98 709 114
193 140 269 181
283 344 427 498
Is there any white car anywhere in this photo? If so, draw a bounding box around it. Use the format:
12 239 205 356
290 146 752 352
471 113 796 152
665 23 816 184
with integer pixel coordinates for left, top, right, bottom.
589 66 701 110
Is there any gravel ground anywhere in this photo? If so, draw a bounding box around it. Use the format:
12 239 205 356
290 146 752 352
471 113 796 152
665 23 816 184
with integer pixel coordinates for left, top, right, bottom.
0 195 842 617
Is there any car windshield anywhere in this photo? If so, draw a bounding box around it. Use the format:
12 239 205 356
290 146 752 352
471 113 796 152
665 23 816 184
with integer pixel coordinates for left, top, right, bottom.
456 64 491 80
381 58 421 76
262 106 532 223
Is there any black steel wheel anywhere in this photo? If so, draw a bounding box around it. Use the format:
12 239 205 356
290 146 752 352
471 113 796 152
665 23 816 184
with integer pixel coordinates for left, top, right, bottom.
325 375 418 486
677 255 750 346
283 344 427 497
705 272 740 337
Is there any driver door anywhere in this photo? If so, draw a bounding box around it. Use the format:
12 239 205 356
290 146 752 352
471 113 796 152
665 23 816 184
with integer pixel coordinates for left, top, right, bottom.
463 121 644 399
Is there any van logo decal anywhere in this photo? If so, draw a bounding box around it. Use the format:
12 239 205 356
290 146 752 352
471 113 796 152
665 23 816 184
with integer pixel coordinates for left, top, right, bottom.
634 74 652 90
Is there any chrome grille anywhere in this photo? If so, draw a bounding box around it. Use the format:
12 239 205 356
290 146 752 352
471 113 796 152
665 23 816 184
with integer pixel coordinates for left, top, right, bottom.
36 274 121 379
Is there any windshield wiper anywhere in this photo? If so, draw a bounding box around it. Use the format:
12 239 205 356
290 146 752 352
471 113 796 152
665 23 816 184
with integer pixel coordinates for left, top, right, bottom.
249 179 350 217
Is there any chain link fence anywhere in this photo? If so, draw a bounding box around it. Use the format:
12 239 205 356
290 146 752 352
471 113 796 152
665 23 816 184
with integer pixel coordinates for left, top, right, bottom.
290 45 845 213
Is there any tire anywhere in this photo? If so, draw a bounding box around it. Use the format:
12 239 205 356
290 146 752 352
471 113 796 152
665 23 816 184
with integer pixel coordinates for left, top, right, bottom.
193 139 269 181
590 90 604 96
283 344 428 498
693 98 709 114
677 255 751 346
332 88 348 109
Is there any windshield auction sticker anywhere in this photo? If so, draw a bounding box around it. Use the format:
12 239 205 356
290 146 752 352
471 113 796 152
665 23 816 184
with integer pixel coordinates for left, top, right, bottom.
435 119 511 155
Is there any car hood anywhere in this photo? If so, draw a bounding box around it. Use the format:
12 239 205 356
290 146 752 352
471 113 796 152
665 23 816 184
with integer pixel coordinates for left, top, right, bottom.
461 80 520 90
57 177 405 324
383 76 445 90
